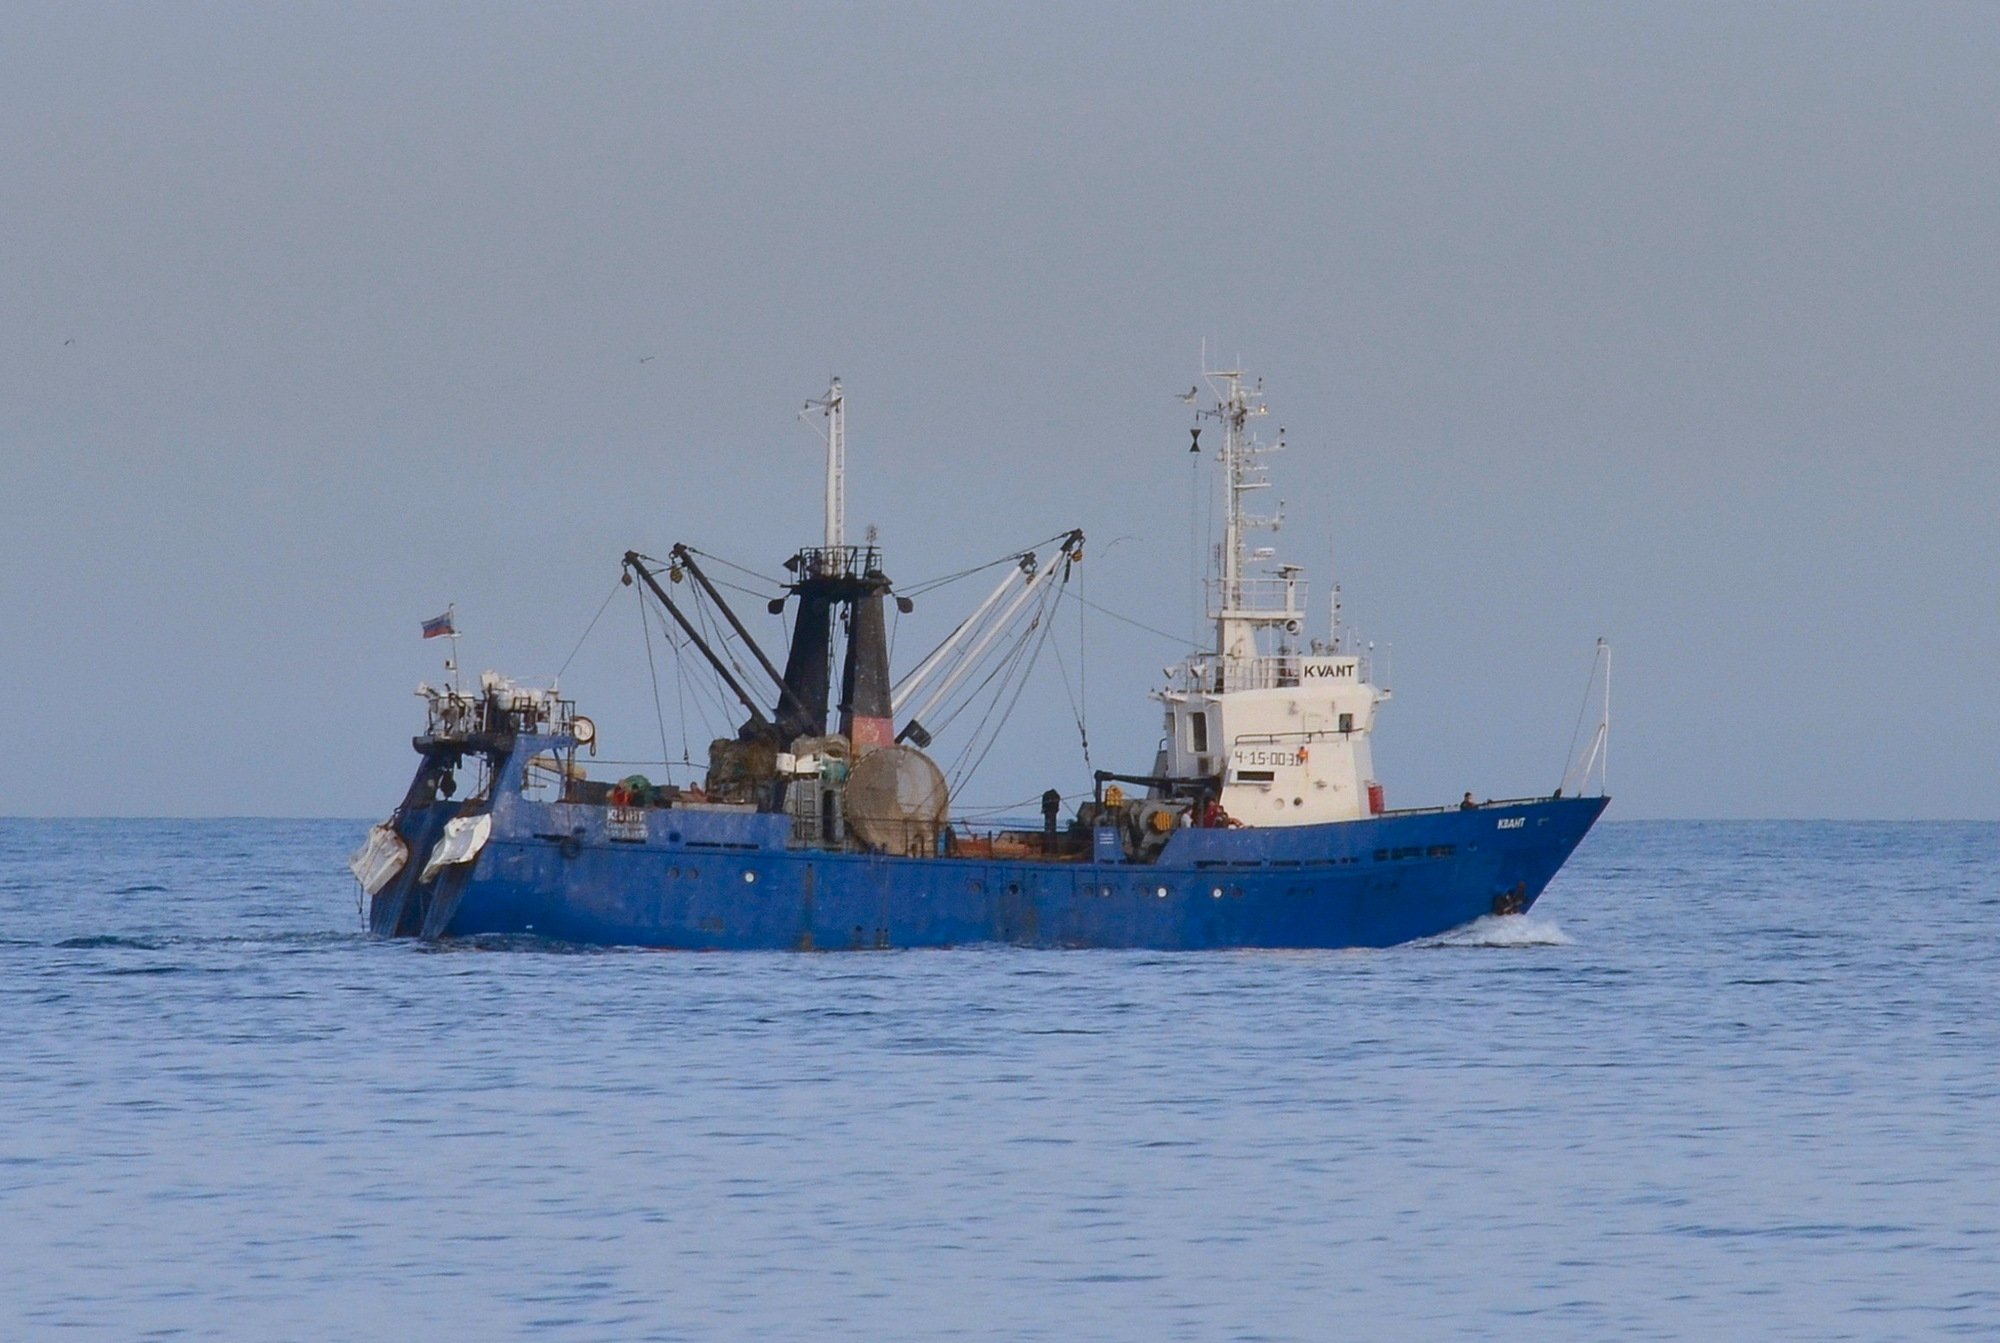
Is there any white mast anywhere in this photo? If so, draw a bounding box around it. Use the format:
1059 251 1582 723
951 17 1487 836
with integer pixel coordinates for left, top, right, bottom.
803 378 846 550
1159 364 1386 827
1198 365 1286 670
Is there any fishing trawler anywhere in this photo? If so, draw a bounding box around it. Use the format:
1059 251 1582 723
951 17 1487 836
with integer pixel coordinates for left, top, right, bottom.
351 368 1609 949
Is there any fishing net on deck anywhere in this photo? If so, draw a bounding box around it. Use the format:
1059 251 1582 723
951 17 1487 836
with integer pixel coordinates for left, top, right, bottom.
845 746 950 857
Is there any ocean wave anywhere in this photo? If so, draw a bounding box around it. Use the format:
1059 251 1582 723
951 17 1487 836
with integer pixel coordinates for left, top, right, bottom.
1421 913 1573 948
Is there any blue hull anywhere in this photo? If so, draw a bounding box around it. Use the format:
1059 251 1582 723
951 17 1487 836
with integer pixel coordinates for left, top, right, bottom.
373 783 1607 950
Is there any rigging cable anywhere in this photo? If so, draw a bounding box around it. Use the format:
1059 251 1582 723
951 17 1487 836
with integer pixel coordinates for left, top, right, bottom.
924 586 1051 744
557 578 624 679
898 531 1074 598
890 531 1082 698
681 546 786 590
951 789 1093 822
641 584 728 750
951 589 1064 794
1049 588 1090 773
1070 592 1191 647
1561 642 1606 789
1076 554 1090 769
703 572 787 605
671 596 733 742
1190 441 1203 647
942 623 1041 786
895 611 980 701
636 583 674 773
669 612 694 770
1203 441 1216 638
687 579 763 705
941 571 1067 791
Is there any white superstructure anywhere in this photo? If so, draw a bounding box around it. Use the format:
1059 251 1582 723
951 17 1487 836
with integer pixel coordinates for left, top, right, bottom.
1155 367 1391 825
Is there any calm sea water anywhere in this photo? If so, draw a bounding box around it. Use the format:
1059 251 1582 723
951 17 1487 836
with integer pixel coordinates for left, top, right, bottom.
1 819 1995 1341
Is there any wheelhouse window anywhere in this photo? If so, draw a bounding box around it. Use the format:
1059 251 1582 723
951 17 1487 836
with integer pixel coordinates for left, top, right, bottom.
1189 710 1209 754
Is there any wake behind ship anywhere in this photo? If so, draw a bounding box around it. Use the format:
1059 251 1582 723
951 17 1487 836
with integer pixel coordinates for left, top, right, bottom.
351 368 1610 949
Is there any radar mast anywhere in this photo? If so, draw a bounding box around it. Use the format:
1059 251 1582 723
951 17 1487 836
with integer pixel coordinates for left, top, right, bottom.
1196 366 1299 673
803 378 846 550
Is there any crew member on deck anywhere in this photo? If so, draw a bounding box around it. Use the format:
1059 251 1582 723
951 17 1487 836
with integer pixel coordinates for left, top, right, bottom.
1460 792 1478 810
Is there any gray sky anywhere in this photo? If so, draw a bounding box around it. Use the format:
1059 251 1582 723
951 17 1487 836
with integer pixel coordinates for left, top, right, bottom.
4 2 1995 820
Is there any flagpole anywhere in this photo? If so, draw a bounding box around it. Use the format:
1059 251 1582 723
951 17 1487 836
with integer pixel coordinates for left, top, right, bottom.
446 602 461 695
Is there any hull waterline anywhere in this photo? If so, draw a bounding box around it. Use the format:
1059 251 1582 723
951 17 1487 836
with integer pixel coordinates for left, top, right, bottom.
373 789 1606 951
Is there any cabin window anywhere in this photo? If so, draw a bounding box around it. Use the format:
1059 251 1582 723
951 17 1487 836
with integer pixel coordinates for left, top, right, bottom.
1338 712 1354 733
1189 711 1209 754
518 759 559 803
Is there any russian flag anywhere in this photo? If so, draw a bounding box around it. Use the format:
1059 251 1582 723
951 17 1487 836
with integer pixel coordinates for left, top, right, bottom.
421 610 455 639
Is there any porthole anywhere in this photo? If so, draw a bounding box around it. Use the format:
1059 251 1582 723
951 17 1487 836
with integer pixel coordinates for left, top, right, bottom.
743 870 757 885
1210 887 1223 899
1156 886 1169 899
